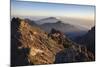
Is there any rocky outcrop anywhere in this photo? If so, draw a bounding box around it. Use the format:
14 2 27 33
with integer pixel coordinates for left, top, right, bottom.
11 17 95 66
11 17 30 66
48 28 95 63
55 45 94 63
11 17 64 66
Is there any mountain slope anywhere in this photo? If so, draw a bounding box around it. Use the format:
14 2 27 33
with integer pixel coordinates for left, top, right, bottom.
11 17 95 66
55 44 94 63
76 26 95 54
11 17 64 66
39 17 87 33
40 21 80 33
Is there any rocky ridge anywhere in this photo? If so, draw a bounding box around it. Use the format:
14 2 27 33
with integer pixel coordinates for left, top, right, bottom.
11 17 95 66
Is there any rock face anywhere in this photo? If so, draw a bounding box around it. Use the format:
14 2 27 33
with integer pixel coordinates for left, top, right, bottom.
50 28 95 63
11 17 64 66
76 26 95 54
11 17 30 66
11 17 95 66
55 45 94 63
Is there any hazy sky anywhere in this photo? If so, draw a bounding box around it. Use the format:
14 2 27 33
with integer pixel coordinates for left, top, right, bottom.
11 0 95 29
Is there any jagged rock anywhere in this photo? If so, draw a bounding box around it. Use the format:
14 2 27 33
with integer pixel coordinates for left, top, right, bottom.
11 17 95 66
48 29 95 63
55 45 95 63
11 17 64 66
11 17 30 66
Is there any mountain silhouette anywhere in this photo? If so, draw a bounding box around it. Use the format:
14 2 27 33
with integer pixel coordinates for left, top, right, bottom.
36 17 59 24
40 21 81 33
36 17 88 41
75 26 95 54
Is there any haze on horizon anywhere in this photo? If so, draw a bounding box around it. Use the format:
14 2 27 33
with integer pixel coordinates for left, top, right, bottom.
11 0 95 29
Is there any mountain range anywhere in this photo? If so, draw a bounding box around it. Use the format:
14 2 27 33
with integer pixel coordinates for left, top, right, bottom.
28 17 88 40
11 17 95 66
36 17 88 33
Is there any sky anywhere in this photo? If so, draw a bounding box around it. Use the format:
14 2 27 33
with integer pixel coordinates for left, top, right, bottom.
18 0 96 5
11 0 95 29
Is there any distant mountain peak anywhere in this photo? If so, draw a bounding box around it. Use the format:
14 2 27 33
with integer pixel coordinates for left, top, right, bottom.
41 17 58 20
36 17 60 24
56 20 62 24
47 17 57 19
